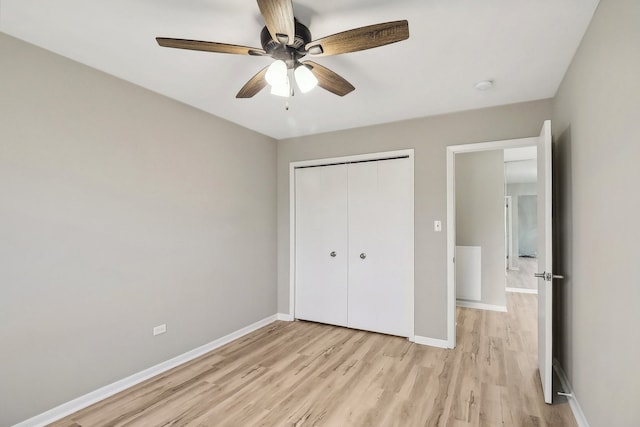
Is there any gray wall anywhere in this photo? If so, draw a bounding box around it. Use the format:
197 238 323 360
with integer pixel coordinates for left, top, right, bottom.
278 99 553 340
552 0 640 425
455 151 506 307
506 183 537 260
517 195 537 257
0 34 277 426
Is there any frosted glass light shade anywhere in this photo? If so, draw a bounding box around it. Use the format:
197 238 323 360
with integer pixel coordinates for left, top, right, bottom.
265 60 288 87
294 65 318 93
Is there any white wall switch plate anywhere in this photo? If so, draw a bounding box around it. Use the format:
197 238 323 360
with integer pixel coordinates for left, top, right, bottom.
434 220 442 232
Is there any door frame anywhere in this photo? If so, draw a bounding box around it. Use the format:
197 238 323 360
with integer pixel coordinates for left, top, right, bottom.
446 138 537 348
289 149 415 340
505 195 514 271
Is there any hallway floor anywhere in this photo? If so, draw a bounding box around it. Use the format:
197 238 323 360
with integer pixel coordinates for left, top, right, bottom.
507 257 538 290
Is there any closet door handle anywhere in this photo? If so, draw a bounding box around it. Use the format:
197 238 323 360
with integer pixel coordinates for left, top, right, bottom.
330 251 337 257
360 253 367 260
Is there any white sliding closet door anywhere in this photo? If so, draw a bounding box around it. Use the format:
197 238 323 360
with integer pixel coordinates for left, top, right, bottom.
295 165 348 326
347 158 413 337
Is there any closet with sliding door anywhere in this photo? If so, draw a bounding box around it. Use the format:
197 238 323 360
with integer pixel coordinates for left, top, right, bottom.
293 151 414 338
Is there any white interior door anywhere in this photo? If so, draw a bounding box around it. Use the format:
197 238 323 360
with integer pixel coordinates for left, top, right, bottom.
347 158 413 337
536 120 554 404
295 165 348 326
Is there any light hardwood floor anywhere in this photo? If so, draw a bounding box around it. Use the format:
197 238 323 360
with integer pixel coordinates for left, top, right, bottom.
50 294 576 426
507 257 539 290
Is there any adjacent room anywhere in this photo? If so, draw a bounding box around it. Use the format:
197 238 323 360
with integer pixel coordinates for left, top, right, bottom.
1 1 639 426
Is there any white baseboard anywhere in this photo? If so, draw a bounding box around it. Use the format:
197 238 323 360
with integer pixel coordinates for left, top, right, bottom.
276 313 294 321
506 287 538 294
456 300 508 312
414 335 452 349
14 314 278 427
553 359 590 427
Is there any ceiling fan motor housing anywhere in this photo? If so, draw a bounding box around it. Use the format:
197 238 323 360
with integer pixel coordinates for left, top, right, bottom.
261 19 311 65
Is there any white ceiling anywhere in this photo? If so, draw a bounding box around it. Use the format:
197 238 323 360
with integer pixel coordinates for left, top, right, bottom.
0 0 599 139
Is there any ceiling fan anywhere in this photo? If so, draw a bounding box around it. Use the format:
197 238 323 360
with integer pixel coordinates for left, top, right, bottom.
156 0 409 98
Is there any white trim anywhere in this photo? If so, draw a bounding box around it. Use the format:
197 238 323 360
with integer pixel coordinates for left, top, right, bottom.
406 154 415 339
506 287 538 294
289 161 296 320
289 149 415 338
505 195 514 270
449 137 538 154
414 335 452 349
456 300 508 312
14 315 278 427
553 359 591 427
446 148 456 349
289 149 414 169
276 313 294 321
447 136 538 349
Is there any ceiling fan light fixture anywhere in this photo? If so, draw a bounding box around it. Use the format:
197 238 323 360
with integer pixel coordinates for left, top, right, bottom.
294 64 318 93
156 3 410 99
265 60 288 87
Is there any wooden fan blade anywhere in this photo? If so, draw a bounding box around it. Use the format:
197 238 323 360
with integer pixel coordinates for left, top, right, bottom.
156 38 266 56
305 20 409 57
302 61 355 97
236 66 269 98
257 0 295 45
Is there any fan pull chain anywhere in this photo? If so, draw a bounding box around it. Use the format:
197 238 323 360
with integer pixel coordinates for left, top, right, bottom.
285 86 293 111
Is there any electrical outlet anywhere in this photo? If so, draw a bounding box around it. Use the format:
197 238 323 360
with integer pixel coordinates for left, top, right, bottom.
153 324 167 336
434 220 442 232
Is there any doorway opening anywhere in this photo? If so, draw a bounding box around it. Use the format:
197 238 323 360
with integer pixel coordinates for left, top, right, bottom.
447 121 556 404
445 136 538 347
504 147 539 295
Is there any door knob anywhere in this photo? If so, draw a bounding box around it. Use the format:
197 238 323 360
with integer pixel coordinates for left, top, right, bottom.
535 272 565 281
360 253 366 260
330 251 337 257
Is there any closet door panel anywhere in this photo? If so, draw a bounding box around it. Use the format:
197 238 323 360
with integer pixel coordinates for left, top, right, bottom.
348 158 412 337
295 165 348 326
